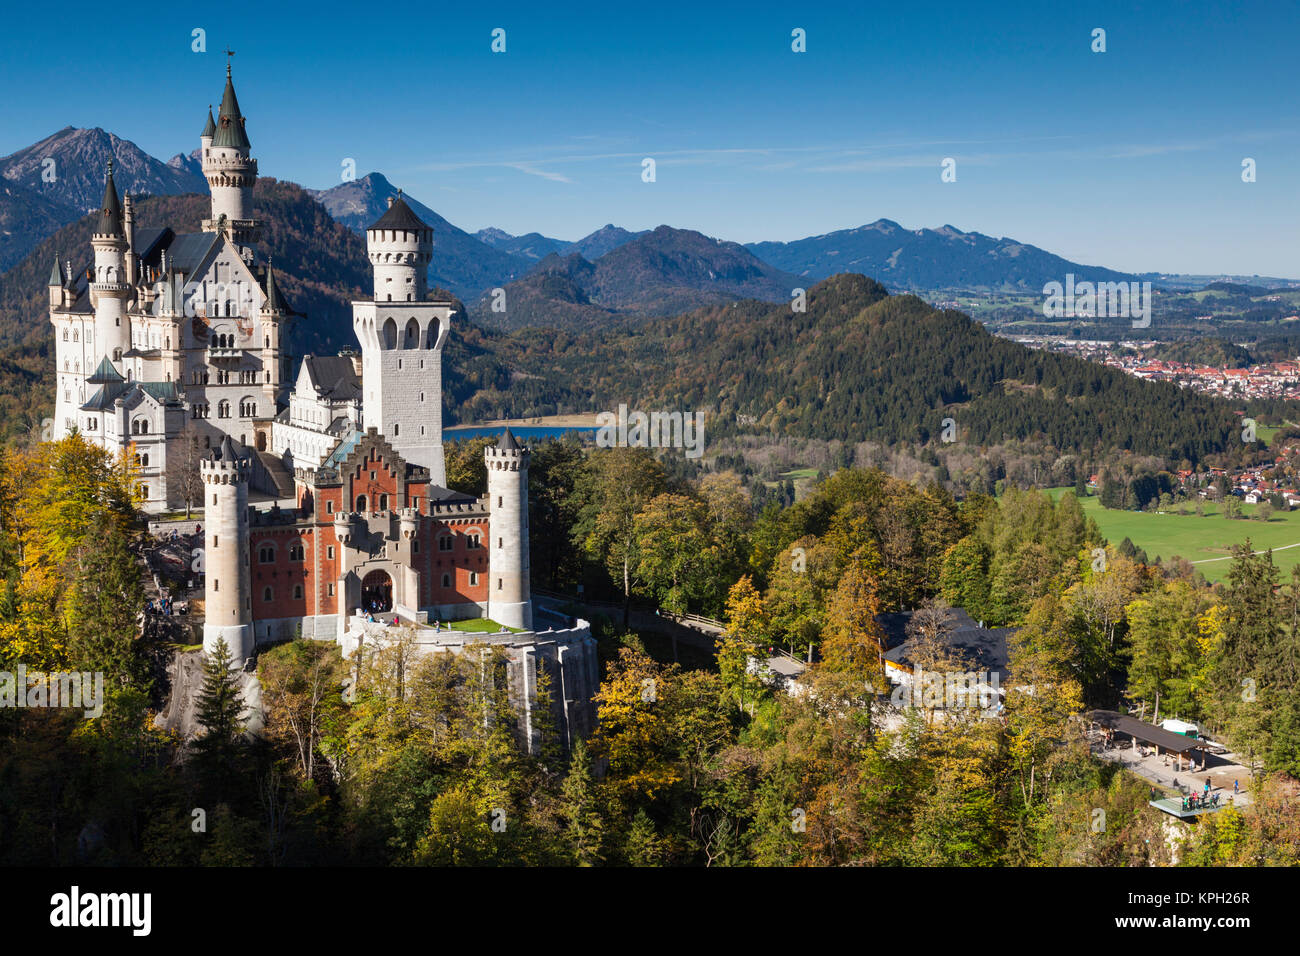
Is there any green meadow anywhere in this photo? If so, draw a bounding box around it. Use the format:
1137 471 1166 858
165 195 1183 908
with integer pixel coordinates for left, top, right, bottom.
1042 488 1300 583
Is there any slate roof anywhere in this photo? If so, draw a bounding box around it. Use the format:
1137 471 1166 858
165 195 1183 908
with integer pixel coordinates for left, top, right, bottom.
96 164 123 237
497 427 520 451
878 607 1015 682
368 194 429 232
212 70 251 150
302 354 361 402
201 107 216 139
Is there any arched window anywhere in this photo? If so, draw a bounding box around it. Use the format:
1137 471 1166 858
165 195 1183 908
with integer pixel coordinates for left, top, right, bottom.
382 318 397 348
73 330 78 342
288 543 305 561
263 587 273 602
141 453 149 468
293 584 303 600
404 319 419 349
426 320 440 348
62 330 68 341
441 573 451 588
259 545 275 564
378 494 389 511
355 494 367 512
218 400 230 418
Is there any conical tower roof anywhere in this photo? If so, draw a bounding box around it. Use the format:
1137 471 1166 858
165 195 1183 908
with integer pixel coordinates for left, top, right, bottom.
212 66 250 150
368 192 429 232
48 254 62 286
497 427 521 451
263 261 286 313
201 106 216 139
96 161 123 237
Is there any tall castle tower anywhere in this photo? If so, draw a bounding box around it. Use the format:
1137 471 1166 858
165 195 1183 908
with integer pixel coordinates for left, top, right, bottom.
201 62 259 248
90 161 131 367
202 437 253 662
485 429 532 630
260 263 287 408
352 194 453 486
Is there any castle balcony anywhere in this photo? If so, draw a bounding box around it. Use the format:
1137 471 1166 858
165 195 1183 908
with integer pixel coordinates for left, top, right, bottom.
206 346 246 362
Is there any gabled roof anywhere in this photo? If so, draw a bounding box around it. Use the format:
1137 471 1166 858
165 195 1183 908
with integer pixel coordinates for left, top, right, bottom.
368 194 429 232
87 356 125 385
211 68 251 150
301 354 361 402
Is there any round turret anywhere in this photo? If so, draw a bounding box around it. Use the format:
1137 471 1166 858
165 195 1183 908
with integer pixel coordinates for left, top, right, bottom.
201 437 253 663
366 194 432 302
485 428 532 630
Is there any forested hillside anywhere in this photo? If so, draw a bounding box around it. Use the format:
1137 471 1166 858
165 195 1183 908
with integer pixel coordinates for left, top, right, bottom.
486 274 1244 464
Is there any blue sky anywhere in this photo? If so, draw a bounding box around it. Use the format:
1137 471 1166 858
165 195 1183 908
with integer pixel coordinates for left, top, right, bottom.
2 0 1297 276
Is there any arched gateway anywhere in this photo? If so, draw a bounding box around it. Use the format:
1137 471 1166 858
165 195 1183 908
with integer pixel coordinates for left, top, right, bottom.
361 568 393 613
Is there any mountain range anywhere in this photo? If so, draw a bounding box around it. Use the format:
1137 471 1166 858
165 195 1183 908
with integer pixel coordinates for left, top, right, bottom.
0 127 207 271
0 174 1248 470
746 220 1138 291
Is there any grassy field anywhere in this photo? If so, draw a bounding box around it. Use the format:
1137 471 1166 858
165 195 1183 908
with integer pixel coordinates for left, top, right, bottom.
1042 488 1300 582
425 617 522 634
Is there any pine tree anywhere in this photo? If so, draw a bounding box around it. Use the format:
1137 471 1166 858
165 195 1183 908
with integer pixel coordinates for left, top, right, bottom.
559 738 605 865
191 638 247 770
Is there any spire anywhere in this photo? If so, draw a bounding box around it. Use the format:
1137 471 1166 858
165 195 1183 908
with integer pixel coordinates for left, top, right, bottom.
497 427 520 451
262 260 286 314
201 105 216 139
96 160 123 237
217 435 237 462
212 66 250 150
48 254 62 287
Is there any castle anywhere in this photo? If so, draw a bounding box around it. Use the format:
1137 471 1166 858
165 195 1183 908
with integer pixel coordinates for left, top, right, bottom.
52 65 597 750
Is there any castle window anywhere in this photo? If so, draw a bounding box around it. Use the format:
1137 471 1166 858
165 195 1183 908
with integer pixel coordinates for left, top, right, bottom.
62 330 68 341
413 539 420 553
259 545 275 563
326 501 334 514
263 587 273 602
498 496 502 508
327 546 335 559
289 543 305 561
214 579 218 592
293 584 303 600
218 400 230 418
392 423 399 436
467 533 481 549
498 537 503 549
355 494 367 512
383 318 397 348
498 578 502 590
327 583 335 596
469 572 479 586
73 330 78 342
438 535 452 552
378 494 389 511
213 494 217 506
441 573 451 588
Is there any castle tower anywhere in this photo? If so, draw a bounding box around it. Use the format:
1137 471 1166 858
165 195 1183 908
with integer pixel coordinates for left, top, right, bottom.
201 64 259 247
90 161 130 368
201 437 253 662
260 262 286 408
485 428 532 630
352 194 453 486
